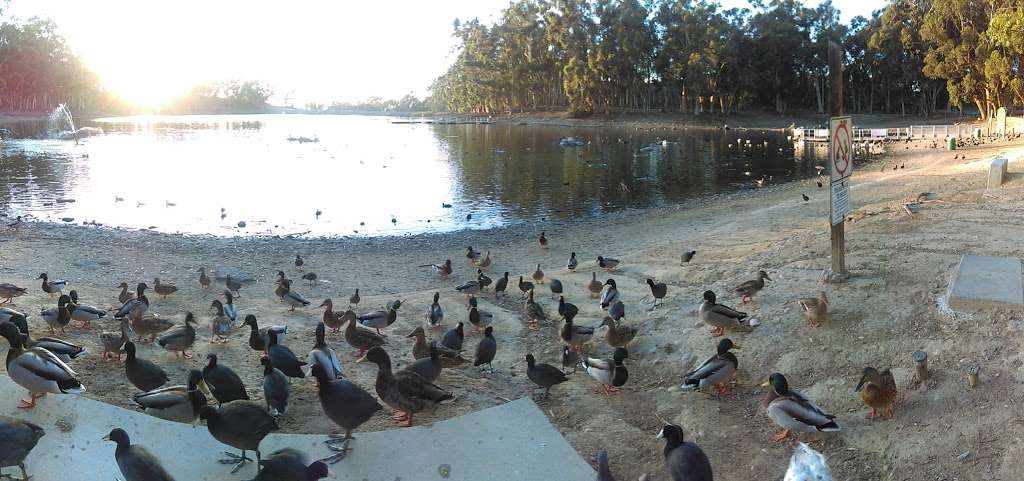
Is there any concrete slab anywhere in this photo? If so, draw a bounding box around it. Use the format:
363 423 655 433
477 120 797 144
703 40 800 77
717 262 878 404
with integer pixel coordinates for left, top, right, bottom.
0 377 594 481
989 157 1009 188
948 254 1024 310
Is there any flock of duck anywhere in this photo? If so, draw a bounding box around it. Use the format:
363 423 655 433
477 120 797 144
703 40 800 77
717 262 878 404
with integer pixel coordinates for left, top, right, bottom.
0 231 897 481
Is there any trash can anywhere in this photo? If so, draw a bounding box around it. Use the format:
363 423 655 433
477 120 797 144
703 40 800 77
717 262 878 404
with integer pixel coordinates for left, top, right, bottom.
947 136 956 150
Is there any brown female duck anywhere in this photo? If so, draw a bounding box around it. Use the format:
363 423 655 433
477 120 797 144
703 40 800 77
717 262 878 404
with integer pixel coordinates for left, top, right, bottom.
406 327 464 367
362 347 452 427
343 313 386 358
152 278 178 299
600 317 637 348
856 367 897 419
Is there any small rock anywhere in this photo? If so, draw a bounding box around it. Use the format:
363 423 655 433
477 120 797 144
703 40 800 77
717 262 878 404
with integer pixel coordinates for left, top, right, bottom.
237 221 247 228
60 217 75 223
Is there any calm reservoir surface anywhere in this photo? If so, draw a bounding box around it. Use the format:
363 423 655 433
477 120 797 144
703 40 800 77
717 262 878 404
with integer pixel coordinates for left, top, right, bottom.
0 114 822 237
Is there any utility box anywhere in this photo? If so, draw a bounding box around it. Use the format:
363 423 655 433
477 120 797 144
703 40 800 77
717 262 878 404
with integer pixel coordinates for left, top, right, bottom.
989 157 1008 188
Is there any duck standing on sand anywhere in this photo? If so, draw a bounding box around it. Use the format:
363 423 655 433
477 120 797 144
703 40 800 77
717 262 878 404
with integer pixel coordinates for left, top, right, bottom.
210 300 232 343
37 273 67 297
425 292 444 329
0 322 85 409
294 254 304 271
597 256 620 271
681 338 739 395
307 322 343 379
318 299 345 332
358 307 398 336
152 278 178 299
157 313 197 358
67 290 107 328
198 267 212 289
8 313 86 363
584 348 629 396
40 294 73 334
494 272 509 297
226 275 243 297
588 273 603 298
465 246 481 264
699 290 752 337
798 291 829 327
475 251 491 270
539 231 549 249
420 259 452 278
343 314 385 358
567 252 578 271
525 290 547 330
532 264 545 284
280 279 311 311
0 282 28 304
362 347 452 427
132 369 208 424
600 279 620 309
735 270 771 303
761 373 840 442
100 318 130 361
856 367 897 419
600 316 636 348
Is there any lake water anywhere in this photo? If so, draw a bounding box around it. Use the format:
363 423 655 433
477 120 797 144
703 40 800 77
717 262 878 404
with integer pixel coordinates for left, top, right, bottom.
0 114 821 237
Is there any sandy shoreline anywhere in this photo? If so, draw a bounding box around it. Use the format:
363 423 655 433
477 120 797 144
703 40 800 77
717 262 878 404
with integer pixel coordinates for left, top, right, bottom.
2 136 1024 480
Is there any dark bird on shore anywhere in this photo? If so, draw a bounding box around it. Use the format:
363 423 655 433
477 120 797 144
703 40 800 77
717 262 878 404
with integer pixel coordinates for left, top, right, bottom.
362 347 453 427
124 341 168 392
567 252 578 271
152 278 177 299
473 326 497 372
226 275 242 297
802 193 810 202
37 273 67 297
315 209 322 218
494 272 509 297
561 346 578 374
0 415 45 481
268 331 306 378
295 254 304 271
526 353 568 398
657 424 714 481
539 231 549 249
561 294 577 321
252 448 328 480
465 213 472 221
816 181 823 188
900 164 905 169
242 315 288 353
647 278 667 307
156 312 196 358
310 363 382 463
596 449 618 481
549 278 563 298
441 322 465 351
680 250 696 264
202 353 249 404
404 341 443 383
104 428 176 481
477 270 492 290
198 267 212 289
260 357 290 417
347 289 360 307
597 256 620 271
199 400 279 473
302 272 318 286
734 270 771 303
518 276 534 297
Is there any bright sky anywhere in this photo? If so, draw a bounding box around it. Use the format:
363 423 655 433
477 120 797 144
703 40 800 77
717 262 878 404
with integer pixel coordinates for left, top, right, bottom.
6 0 883 108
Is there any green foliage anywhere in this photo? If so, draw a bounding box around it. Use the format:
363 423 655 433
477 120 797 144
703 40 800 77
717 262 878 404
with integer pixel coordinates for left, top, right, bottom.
430 0 1024 117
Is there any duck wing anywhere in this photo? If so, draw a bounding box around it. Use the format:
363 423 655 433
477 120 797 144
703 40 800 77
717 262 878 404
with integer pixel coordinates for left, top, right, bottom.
16 348 83 392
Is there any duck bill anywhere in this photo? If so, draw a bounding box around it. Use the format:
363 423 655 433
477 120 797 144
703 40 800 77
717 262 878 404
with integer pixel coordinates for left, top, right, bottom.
759 380 770 388
655 428 665 439
101 434 110 441
730 344 741 350
855 375 868 392
317 301 327 308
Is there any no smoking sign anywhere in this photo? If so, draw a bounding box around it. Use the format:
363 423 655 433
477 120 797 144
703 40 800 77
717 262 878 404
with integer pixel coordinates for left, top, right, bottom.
830 116 852 181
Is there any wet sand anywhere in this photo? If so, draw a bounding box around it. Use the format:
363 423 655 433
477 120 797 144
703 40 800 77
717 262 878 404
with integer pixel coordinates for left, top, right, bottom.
2 136 1024 480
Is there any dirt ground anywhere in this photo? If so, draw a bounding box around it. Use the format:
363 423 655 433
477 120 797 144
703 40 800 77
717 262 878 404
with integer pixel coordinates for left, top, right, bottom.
1 135 1023 481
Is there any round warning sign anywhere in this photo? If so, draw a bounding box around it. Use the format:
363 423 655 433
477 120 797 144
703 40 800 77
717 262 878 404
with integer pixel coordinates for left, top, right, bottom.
830 116 852 181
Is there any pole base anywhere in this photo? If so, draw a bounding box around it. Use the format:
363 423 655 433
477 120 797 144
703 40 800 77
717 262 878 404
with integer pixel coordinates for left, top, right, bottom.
821 269 850 284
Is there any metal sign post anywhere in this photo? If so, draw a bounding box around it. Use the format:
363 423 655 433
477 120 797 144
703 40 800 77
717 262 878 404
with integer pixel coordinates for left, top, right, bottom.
827 42 849 282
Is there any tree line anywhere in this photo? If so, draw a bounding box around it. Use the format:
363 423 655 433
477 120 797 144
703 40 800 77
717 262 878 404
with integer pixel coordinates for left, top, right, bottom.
0 10 272 115
429 0 1024 120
